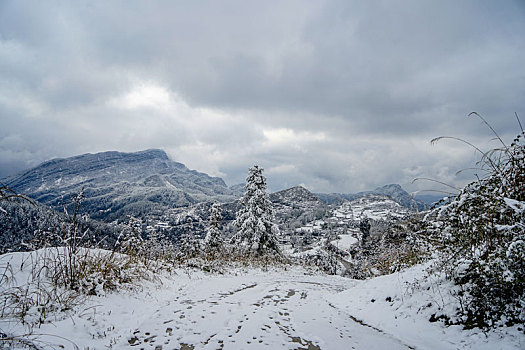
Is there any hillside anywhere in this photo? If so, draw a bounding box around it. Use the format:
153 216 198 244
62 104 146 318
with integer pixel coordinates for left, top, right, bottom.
3 150 242 221
316 184 427 211
2 153 422 253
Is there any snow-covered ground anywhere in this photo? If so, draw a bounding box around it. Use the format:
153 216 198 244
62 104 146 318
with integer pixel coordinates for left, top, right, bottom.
1 251 522 349
330 233 359 252
332 196 411 222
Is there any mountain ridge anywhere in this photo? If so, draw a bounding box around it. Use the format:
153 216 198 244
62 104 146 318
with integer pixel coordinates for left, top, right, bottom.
3 149 239 221
315 183 427 211
3 150 425 223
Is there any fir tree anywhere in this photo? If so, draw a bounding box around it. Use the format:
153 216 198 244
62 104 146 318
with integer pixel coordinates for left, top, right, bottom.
178 216 200 260
232 165 280 256
118 215 144 257
359 217 370 246
205 202 223 257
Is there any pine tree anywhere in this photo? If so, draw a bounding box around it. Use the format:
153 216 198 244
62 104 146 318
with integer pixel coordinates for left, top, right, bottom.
205 202 223 257
178 216 200 260
232 165 280 256
359 217 370 246
118 215 144 257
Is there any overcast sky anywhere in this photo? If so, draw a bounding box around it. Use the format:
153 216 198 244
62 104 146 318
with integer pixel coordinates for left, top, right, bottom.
1 0 524 194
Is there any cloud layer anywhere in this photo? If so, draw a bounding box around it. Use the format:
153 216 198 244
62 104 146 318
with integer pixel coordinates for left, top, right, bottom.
1 0 524 193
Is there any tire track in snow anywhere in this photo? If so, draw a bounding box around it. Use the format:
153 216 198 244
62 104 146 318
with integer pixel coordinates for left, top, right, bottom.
120 273 416 349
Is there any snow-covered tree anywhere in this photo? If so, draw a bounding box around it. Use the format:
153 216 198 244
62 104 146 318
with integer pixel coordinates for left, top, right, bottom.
359 217 370 245
118 215 144 257
232 165 280 256
204 202 223 257
178 216 200 260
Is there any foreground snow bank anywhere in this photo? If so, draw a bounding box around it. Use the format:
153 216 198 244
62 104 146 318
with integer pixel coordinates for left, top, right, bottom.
329 263 524 350
1 250 522 349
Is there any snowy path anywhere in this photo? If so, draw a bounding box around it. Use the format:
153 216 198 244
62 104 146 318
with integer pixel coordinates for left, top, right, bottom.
118 273 414 350
2 256 521 350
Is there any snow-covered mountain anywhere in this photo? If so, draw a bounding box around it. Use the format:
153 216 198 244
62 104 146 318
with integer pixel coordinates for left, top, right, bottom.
270 186 327 224
3 149 242 221
2 152 421 253
316 184 427 211
3 149 424 224
331 194 413 222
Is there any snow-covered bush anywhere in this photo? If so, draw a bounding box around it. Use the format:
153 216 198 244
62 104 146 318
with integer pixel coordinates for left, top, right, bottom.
347 216 429 279
302 251 339 275
426 120 525 329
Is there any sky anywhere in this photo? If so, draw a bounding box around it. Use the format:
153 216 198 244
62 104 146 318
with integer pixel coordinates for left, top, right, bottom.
1 0 524 194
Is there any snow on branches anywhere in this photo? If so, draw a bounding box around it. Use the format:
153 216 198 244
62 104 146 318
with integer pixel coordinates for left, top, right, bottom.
204 202 224 257
232 166 280 256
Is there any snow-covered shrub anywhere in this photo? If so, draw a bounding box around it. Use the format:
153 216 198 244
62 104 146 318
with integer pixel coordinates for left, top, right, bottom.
347 216 429 279
302 251 339 275
426 121 525 329
1 248 154 331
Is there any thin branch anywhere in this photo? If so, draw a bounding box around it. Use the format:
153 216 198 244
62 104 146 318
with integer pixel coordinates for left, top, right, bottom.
412 189 458 196
0 183 35 206
455 167 489 177
412 177 460 191
431 136 501 173
468 111 508 150
515 112 524 134
431 136 485 155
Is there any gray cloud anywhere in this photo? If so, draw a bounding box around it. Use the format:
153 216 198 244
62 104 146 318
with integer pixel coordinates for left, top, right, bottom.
1 0 524 193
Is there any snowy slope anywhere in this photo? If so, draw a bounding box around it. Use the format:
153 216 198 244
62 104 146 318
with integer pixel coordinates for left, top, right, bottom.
1 251 522 350
331 195 412 222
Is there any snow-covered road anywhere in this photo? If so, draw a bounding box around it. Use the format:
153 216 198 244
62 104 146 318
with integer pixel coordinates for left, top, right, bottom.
119 272 414 350
1 253 521 350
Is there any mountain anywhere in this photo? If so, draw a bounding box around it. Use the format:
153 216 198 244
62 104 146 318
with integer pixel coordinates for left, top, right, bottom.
316 184 427 211
371 184 426 211
268 186 329 238
413 194 445 206
270 185 322 204
3 149 240 221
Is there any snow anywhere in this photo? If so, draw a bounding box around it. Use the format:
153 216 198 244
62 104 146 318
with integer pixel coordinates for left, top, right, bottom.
504 197 525 213
330 234 359 252
1 251 523 349
331 196 411 222
329 263 524 350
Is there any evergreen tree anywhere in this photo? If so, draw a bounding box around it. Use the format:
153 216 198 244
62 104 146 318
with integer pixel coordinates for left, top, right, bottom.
205 202 223 257
118 215 144 257
178 216 200 260
232 165 280 256
359 217 371 245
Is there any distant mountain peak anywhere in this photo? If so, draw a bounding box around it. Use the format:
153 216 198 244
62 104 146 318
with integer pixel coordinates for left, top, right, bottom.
3 149 238 221
315 183 427 211
375 183 403 191
135 149 169 159
270 185 321 204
